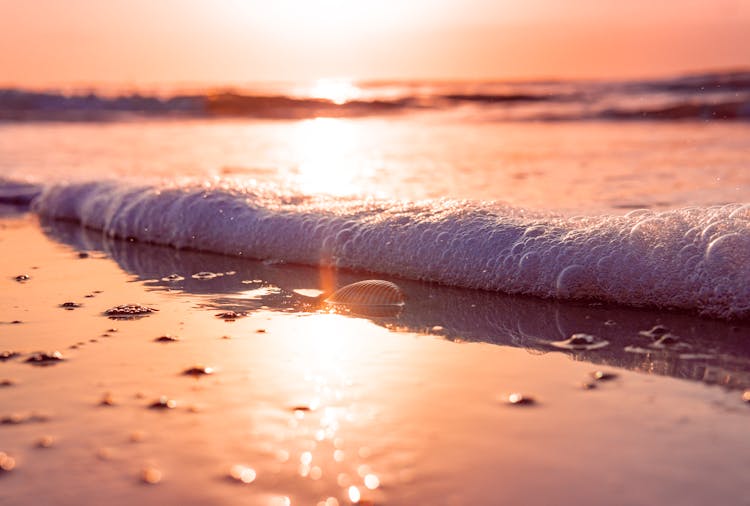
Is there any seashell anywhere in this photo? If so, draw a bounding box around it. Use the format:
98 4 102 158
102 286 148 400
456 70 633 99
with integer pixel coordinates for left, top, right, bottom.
325 280 405 316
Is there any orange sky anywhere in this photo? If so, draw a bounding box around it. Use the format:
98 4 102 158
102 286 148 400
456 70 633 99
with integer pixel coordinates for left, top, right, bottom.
1 0 748 87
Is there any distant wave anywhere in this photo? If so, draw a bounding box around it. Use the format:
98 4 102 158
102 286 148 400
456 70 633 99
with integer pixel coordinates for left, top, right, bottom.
2 177 749 319
2 70 749 122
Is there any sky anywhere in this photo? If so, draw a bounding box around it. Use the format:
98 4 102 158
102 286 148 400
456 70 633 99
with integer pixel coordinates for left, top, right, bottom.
1 0 749 88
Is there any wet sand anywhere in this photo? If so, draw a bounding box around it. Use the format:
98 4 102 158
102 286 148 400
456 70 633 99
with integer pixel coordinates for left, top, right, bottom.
1 209 749 506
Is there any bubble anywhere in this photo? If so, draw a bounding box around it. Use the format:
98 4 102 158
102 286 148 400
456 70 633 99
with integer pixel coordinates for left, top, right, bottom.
705 233 750 274
556 265 591 298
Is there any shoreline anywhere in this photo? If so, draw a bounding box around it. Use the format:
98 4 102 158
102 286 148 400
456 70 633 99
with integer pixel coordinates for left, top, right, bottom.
1 212 749 505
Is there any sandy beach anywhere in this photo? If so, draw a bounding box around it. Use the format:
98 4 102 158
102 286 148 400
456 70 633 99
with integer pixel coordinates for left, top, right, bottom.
1 208 749 505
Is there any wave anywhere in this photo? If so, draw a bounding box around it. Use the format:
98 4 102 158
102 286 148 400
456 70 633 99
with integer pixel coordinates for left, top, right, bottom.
3 177 749 319
2 69 750 122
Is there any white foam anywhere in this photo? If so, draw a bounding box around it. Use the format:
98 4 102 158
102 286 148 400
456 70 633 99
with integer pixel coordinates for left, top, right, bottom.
13 178 750 319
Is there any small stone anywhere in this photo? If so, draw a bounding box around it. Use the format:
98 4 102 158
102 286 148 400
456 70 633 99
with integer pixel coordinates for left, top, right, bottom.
77 251 90 259
255 329 267 333
35 435 55 448
25 351 64 366
154 335 179 343
0 452 16 473
506 393 536 406
140 466 162 484
0 379 16 387
743 390 750 404
216 311 247 321
14 274 30 283
0 351 20 361
148 396 177 410
99 392 115 406
182 366 214 377
59 302 82 309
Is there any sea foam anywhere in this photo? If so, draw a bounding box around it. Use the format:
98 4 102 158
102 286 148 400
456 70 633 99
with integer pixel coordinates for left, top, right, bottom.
9 178 750 319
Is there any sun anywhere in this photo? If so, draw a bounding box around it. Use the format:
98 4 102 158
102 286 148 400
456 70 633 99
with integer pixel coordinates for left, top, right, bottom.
309 79 362 105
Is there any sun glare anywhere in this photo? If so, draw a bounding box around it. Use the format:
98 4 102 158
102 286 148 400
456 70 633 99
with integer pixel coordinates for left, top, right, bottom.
290 118 367 196
309 79 362 105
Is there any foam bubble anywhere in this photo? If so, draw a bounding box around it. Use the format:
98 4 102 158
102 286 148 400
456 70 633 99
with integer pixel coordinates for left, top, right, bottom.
6 178 748 319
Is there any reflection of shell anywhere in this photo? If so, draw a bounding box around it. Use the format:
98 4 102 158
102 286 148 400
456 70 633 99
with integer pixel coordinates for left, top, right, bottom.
325 280 405 316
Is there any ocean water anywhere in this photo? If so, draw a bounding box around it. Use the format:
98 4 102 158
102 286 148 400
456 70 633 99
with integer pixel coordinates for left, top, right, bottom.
1 70 750 318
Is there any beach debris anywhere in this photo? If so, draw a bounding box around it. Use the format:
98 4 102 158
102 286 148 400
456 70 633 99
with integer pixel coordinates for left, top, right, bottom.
551 333 609 351
154 335 179 343
35 435 55 448
161 273 185 282
0 351 20 361
228 464 257 484
182 365 215 377
148 396 177 410
0 452 16 473
590 370 618 382
25 351 64 366
216 311 247 321
104 304 157 319
604 319 617 326
639 325 670 339
743 390 750 404
325 279 405 316
59 301 82 310
14 274 30 283
1 412 50 425
140 466 162 484
505 393 536 406
99 392 116 406
255 328 267 333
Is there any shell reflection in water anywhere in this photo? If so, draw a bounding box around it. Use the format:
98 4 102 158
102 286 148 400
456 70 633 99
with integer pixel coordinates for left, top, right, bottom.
325 280 405 317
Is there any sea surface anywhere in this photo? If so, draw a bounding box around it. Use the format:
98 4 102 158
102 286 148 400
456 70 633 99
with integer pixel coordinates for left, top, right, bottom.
1 70 750 317
1 71 750 506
